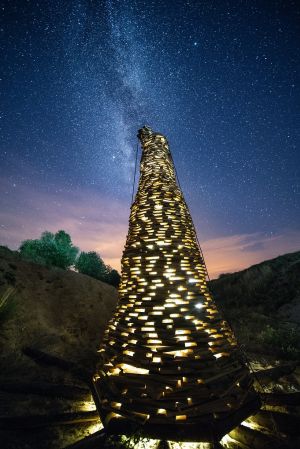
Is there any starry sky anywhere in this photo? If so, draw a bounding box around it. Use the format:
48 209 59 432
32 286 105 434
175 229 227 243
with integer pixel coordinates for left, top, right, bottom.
1 0 300 278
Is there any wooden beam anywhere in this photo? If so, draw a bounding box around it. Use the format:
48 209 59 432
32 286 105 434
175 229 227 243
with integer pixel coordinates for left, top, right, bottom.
0 411 100 430
253 364 297 384
250 410 300 436
22 346 92 382
0 381 89 399
260 392 300 406
63 431 108 449
229 424 293 449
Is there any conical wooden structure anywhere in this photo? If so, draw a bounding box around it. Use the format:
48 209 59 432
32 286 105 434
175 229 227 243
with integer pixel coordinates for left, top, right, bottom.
93 126 260 442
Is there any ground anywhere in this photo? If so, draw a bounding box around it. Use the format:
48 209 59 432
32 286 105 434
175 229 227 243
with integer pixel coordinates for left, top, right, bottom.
0 247 299 448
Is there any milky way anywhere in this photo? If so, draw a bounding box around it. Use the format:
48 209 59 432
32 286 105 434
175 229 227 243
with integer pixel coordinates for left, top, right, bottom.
1 0 299 276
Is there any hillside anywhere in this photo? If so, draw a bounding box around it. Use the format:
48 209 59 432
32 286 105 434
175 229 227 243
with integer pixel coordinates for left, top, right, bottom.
209 250 300 361
0 246 118 448
0 246 118 375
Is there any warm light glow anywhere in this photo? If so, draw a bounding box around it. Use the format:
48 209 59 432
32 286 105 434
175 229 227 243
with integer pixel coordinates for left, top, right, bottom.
176 415 187 421
118 364 149 374
86 420 104 436
195 303 204 309
80 397 96 412
220 434 236 447
241 419 260 430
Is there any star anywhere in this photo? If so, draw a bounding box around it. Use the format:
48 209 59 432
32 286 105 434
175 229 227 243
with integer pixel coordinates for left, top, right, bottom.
0 0 299 276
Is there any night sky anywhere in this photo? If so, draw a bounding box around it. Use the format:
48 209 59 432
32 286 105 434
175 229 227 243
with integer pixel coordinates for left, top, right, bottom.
1 0 300 277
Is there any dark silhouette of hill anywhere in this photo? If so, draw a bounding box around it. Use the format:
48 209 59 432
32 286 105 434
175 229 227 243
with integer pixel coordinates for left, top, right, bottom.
209 251 300 360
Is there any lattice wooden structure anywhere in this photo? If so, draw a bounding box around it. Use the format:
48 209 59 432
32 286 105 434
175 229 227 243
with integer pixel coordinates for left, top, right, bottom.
93 126 260 442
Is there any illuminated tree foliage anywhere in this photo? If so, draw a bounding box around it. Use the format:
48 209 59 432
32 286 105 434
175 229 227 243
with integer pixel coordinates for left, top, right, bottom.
75 252 120 287
19 230 79 269
19 231 120 286
75 251 107 279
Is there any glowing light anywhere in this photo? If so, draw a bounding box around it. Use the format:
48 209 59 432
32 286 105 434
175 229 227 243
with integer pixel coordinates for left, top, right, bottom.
81 397 96 412
86 420 104 435
123 350 134 356
195 303 204 309
241 419 260 430
111 402 122 409
188 278 198 283
220 434 236 447
118 364 149 374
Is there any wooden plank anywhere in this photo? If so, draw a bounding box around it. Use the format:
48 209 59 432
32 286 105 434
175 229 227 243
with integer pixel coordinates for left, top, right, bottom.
0 411 100 430
251 410 300 436
260 392 300 406
22 347 92 382
229 424 292 449
63 431 109 449
0 381 89 400
253 363 297 383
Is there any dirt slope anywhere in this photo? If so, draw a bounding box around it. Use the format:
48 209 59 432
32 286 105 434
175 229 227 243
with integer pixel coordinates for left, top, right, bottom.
209 250 300 360
0 246 118 383
0 247 119 448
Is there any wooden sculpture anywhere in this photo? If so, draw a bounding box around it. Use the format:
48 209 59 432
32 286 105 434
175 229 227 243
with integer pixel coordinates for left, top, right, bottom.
93 126 260 442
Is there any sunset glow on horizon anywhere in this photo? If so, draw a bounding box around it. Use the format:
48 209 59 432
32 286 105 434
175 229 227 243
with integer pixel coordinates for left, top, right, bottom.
1 176 299 279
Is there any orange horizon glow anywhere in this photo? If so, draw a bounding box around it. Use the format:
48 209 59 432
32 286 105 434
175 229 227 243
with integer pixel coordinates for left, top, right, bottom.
0 179 299 279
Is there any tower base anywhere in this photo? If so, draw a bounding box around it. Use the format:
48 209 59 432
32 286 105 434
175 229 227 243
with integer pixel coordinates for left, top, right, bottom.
92 380 260 442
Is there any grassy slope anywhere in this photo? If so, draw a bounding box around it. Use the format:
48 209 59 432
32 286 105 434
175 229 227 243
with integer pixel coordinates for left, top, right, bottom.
209 251 300 360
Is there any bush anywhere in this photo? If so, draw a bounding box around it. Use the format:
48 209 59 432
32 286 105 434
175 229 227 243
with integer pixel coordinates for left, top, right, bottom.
260 324 300 360
75 251 107 279
17 230 121 286
75 253 121 287
19 230 79 269
105 266 121 288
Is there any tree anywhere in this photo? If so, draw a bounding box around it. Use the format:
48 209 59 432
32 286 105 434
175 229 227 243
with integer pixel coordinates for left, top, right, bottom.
104 265 121 287
75 253 120 287
19 230 121 285
52 230 79 269
75 251 107 279
19 230 79 269
19 239 45 265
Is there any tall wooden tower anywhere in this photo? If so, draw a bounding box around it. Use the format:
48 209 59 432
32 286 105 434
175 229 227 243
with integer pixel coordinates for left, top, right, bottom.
93 126 260 442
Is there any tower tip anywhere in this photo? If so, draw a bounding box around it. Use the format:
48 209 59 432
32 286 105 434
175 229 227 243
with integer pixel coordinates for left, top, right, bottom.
137 125 154 140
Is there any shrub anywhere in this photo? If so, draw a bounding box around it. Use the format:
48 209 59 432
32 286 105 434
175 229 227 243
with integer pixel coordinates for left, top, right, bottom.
105 266 121 288
75 253 121 287
260 324 300 360
75 251 107 279
19 230 79 269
